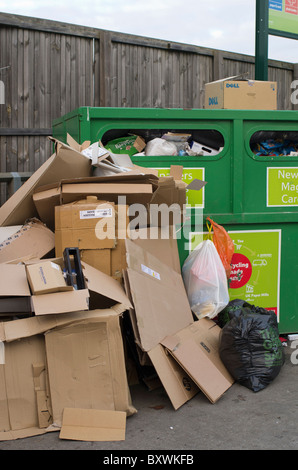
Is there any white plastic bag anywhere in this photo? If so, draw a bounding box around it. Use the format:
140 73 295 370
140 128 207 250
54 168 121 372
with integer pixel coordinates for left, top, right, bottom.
182 239 229 319
145 138 177 156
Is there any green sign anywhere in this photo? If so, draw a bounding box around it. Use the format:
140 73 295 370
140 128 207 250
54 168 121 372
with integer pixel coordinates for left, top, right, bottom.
269 0 298 39
267 167 298 206
157 168 205 208
190 229 281 320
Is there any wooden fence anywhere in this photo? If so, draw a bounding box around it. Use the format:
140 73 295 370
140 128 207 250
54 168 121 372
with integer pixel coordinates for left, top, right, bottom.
0 12 297 205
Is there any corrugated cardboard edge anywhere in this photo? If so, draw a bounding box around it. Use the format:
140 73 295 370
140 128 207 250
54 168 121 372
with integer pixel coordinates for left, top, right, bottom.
59 408 126 442
0 303 127 343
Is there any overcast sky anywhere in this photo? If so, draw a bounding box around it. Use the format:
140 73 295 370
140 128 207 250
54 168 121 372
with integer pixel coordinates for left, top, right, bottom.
0 0 297 63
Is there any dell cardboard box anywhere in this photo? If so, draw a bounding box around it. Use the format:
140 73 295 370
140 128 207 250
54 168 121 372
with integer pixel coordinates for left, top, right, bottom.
205 75 277 110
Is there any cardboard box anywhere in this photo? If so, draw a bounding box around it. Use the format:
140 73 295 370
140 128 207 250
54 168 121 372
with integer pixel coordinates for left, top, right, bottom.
29 258 132 316
0 304 135 440
55 198 117 256
61 180 154 206
0 219 55 264
204 76 277 110
26 261 72 295
0 138 92 227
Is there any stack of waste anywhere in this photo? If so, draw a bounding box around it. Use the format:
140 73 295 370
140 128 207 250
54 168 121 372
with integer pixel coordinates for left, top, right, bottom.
0 134 284 443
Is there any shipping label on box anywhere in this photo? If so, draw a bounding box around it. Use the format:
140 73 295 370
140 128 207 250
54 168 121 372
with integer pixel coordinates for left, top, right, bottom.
55 199 117 257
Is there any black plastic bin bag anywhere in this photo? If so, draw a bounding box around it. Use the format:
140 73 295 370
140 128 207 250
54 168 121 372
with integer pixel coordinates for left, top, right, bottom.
219 299 285 392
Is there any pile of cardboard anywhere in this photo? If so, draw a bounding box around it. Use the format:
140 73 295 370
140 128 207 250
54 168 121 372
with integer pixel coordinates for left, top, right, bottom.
0 135 234 442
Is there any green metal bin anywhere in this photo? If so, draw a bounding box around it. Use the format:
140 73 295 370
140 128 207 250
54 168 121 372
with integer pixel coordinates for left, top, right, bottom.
52 106 298 333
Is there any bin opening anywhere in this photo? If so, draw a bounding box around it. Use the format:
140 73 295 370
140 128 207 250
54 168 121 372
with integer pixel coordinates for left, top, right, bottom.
101 128 224 157
250 131 298 157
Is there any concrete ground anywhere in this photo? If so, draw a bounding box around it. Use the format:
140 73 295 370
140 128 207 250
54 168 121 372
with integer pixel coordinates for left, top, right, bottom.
0 343 297 452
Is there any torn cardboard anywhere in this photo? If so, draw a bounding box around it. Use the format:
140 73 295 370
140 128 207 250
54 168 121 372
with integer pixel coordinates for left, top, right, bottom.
0 219 55 264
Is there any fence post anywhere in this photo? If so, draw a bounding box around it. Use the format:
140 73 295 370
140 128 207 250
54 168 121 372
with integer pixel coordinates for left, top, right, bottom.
99 31 113 107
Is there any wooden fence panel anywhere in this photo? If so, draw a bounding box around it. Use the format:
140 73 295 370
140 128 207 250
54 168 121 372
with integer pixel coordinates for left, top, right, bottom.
0 12 297 206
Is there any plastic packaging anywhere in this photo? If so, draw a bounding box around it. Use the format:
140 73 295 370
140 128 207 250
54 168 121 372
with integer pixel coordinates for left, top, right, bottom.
145 138 178 156
182 239 229 319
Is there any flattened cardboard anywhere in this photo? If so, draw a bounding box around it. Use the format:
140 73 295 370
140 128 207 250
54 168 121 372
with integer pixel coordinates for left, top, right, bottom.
0 334 51 438
148 344 199 410
161 318 234 404
0 264 30 297
0 304 134 440
59 408 126 442
0 264 32 315
45 310 136 427
125 239 193 352
0 219 55 264
0 138 92 227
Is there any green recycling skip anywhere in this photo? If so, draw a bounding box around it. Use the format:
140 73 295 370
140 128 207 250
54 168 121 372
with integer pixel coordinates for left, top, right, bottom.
190 229 281 320
267 167 298 206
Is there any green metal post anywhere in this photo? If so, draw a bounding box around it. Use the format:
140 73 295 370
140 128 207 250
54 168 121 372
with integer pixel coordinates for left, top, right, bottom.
255 0 269 81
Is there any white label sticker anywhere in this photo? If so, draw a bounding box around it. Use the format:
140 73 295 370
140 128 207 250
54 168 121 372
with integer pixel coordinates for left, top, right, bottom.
51 262 61 271
80 208 113 219
141 264 161 280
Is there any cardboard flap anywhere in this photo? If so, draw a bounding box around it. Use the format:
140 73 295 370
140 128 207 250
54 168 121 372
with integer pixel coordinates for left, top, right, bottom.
148 344 199 410
160 318 234 404
209 73 249 84
31 289 90 316
125 239 193 351
59 408 126 441
0 264 31 297
81 261 132 309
